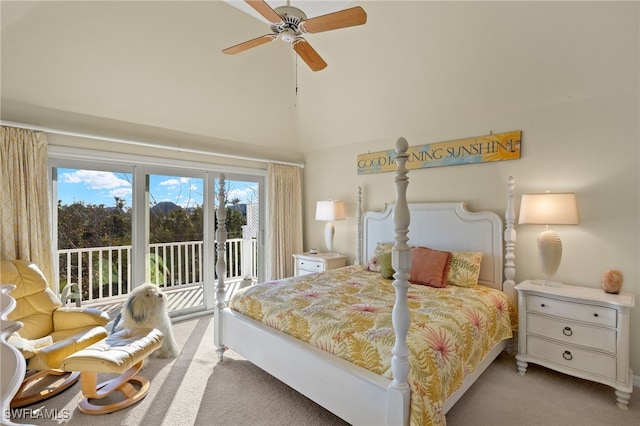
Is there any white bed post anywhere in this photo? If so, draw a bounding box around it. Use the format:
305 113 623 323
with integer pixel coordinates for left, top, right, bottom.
214 173 228 361
387 138 411 426
355 186 362 265
503 176 517 304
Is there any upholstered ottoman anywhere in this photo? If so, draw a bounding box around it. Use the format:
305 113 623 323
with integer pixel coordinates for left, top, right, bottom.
60 328 163 414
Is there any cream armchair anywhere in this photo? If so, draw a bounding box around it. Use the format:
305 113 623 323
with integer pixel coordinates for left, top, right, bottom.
0 259 109 407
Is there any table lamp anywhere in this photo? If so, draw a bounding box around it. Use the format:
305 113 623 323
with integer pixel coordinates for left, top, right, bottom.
518 192 579 286
315 200 346 253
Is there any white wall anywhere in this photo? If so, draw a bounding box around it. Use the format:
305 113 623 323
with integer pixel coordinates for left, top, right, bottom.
300 2 640 374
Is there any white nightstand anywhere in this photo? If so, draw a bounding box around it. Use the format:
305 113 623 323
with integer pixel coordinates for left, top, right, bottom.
515 279 635 409
293 253 346 276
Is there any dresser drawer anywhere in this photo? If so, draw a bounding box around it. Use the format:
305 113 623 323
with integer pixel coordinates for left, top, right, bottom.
527 295 616 327
527 335 616 380
296 258 324 273
526 313 616 353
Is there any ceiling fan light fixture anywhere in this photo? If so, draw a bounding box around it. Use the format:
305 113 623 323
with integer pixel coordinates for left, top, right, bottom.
280 28 296 43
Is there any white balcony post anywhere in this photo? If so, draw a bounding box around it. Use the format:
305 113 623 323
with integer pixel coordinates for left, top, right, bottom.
240 226 253 289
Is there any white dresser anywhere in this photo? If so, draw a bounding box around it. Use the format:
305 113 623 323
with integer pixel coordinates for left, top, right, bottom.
515 280 635 409
293 253 346 276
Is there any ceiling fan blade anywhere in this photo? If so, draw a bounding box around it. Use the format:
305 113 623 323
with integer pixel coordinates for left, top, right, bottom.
293 38 327 72
245 0 283 24
300 6 367 34
222 34 277 55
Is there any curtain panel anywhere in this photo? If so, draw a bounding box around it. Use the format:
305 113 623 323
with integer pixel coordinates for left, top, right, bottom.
0 126 54 285
267 163 303 280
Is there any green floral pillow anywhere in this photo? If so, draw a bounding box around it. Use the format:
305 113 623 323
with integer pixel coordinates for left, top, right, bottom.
378 251 395 279
446 252 483 288
374 242 393 258
366 242 394 272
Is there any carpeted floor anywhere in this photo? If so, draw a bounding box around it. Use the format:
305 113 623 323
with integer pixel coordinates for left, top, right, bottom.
9 313 639 426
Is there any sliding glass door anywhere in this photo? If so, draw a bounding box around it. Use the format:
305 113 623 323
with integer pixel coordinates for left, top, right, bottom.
142 171 205 314
214 176 264 297
51 153 265 318
54 166 133 307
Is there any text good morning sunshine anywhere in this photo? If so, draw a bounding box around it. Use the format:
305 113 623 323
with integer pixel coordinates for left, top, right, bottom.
357 131 521 174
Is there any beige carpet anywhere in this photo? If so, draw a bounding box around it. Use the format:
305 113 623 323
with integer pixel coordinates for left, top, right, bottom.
9 314 639 426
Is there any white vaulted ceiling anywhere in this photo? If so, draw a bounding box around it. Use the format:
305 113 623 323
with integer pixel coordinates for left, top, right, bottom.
0 1 367 160
1 1 300 157
3 2 634 160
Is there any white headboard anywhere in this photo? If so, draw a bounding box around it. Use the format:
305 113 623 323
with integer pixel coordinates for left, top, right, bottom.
362 202 504 290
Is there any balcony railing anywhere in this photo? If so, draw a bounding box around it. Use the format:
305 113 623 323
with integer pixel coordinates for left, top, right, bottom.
57 238 257 306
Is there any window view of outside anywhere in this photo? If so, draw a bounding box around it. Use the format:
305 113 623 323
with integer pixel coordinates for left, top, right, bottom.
56 168 258 307
57 169 133 299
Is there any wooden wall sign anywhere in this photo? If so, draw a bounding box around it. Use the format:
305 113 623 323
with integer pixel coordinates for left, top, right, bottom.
357 130 521 175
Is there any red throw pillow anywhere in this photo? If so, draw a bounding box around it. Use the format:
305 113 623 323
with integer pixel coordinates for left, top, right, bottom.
408 247 452 288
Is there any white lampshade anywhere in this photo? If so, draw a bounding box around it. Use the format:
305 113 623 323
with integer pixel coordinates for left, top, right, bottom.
519 193 579 286
518 193 579 225
316 200 346 253
315 200 346 221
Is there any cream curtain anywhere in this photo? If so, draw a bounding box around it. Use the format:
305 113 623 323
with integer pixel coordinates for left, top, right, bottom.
0 126 54 285
267 163 303 280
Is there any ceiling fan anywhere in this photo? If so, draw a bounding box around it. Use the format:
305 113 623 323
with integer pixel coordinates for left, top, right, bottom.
223 0 367 71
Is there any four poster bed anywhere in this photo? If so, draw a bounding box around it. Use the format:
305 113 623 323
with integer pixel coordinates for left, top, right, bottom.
214 138 518 425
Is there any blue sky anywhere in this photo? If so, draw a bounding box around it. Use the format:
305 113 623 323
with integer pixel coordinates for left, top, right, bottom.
57 168 257 208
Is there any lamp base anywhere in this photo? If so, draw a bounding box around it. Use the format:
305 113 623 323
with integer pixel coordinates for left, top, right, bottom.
324 222 335 253
537 229 563 285
531 279 563 288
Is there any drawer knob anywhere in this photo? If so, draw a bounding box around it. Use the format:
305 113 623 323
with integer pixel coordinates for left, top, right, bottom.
562 327 573 336
540 303 546 308
593 313 599 317
563 350 573 361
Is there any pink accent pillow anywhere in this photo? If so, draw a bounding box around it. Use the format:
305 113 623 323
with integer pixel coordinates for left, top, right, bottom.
408 247 452 288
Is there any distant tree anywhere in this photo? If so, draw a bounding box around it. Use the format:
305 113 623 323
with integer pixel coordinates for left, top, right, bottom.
149 205 202 243
57 199 132 249
57 198 133 296
225 206 246 239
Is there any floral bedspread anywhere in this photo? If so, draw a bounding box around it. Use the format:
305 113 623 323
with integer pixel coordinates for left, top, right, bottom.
229 265 516 425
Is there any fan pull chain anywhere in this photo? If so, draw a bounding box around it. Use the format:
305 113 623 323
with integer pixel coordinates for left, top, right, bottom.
295 55 298 107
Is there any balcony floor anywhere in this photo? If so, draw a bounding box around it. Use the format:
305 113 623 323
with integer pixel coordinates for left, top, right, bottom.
84 284 204 320
82 278 253 320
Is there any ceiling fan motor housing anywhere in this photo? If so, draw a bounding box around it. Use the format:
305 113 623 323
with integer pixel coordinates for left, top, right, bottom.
271 5 307 42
